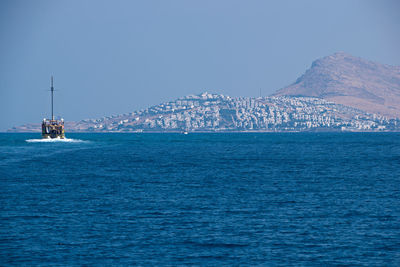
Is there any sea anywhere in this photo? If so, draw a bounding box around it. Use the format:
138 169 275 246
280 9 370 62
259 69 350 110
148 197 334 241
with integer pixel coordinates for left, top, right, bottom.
0 132 399 266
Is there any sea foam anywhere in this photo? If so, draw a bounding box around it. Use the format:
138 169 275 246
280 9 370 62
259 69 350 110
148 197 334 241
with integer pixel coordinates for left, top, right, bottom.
26 138 86 143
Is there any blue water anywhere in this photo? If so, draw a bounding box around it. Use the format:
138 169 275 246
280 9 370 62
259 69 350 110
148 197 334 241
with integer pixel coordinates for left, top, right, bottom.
1 133 399 265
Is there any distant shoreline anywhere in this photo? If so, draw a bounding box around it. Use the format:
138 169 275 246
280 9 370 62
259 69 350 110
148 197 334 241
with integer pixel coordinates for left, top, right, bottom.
4 129 400 133
9 94 400 133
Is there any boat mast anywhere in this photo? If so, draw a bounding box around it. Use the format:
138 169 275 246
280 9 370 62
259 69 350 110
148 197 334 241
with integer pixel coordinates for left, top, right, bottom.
51 76 54 120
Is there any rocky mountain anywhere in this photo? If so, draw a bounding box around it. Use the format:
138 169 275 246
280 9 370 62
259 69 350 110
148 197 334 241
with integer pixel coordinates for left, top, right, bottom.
274 52 400 118
9 93 400 133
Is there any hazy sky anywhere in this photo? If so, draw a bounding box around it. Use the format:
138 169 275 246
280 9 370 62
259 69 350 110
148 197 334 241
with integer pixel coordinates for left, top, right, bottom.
1 0 399 131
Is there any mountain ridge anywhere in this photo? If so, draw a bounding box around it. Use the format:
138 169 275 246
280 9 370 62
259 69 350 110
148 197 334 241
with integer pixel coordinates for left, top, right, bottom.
273 52 400 118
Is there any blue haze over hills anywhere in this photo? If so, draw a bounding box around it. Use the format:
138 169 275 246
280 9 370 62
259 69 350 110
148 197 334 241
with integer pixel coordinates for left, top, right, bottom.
10 53 400 132
1 0 400 131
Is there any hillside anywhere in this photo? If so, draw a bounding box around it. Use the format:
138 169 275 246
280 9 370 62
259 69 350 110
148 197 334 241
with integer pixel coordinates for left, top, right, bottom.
274 52 400 118
9 93 399 133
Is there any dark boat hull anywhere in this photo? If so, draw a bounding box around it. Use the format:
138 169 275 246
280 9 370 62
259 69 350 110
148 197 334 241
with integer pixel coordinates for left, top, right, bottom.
42 119 65 139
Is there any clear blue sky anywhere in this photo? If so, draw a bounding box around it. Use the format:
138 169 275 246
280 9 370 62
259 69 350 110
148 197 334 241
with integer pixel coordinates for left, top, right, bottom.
1 0 399 131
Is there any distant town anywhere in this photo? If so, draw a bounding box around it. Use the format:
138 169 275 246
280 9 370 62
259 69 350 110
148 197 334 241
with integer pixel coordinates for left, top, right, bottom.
15 92 390 133
11 92 400 133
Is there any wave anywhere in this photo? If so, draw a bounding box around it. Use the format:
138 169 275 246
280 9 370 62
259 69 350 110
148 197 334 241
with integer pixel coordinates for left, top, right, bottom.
26 138 87 143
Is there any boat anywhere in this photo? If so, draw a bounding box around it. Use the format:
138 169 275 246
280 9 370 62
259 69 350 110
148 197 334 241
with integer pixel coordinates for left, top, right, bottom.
41 76 65 139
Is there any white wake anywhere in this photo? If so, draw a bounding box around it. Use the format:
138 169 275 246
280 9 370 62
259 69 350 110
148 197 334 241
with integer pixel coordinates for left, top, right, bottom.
26 138 86 143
